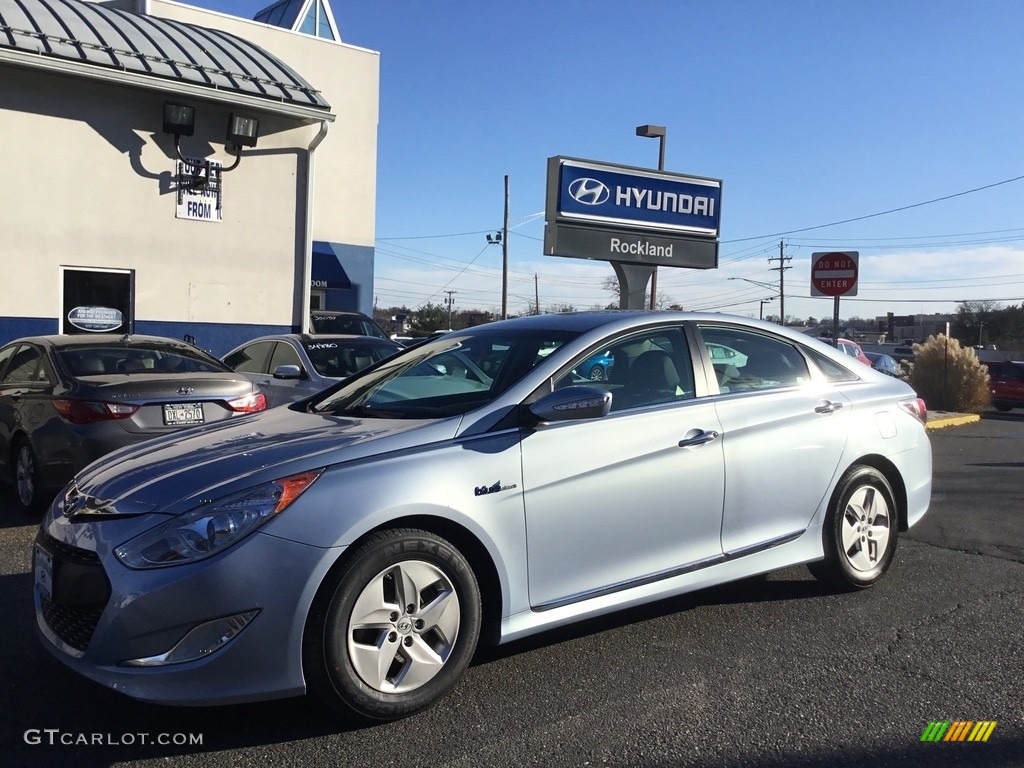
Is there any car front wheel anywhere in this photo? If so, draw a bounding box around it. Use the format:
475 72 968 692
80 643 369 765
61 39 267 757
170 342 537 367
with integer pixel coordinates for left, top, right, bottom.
809 465 898 590
13 439 43 514
304 528 481 721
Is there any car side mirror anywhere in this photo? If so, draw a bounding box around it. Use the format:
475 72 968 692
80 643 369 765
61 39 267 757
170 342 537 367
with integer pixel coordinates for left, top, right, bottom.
272 364 303 380
529 385 612 423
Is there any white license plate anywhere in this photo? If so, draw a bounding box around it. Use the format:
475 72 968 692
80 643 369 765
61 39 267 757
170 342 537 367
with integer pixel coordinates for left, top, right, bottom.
34 545 53 602
163 403 205 426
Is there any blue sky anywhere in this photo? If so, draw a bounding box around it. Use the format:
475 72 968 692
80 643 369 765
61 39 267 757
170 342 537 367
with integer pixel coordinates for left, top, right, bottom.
182 0 1024 324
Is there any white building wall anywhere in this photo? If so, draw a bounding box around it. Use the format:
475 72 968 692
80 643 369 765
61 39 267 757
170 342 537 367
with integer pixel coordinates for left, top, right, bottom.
147 0 380 248
0 0 379 352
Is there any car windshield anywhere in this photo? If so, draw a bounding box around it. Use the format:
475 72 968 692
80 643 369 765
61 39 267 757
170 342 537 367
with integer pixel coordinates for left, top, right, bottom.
302 339 400 378
57 345 228 376
312 329 578 418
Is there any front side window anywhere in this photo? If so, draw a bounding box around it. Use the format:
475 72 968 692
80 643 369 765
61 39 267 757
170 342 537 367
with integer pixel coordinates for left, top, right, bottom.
555 327 694 412
699 326 810 393
269 342 303 372
224 342 275 374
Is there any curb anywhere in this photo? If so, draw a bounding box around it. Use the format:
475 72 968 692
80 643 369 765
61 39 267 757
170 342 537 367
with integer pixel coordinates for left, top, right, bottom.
926 413 981 430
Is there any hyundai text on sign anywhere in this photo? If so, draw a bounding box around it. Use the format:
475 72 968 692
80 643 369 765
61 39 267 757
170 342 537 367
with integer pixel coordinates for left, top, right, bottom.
811 251 859 297
552 158 721 237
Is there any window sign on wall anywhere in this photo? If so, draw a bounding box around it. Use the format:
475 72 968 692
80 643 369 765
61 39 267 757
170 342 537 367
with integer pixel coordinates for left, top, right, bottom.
175 157 223 222
62 268 133 335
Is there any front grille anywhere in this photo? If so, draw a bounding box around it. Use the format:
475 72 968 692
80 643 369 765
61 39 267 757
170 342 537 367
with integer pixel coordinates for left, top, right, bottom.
44 534 101 565
39 533 111 652
41 599 106 652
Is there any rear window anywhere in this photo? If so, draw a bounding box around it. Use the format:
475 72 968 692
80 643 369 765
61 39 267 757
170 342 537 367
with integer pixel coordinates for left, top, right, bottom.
58 345 228 376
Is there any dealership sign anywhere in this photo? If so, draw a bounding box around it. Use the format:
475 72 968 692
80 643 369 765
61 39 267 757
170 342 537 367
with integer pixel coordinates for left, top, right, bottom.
544 157 721 269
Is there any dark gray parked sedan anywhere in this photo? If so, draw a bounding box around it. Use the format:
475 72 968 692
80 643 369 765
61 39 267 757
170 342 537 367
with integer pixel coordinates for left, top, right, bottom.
0 334 267 512
34 312 932 722
223 334 403 407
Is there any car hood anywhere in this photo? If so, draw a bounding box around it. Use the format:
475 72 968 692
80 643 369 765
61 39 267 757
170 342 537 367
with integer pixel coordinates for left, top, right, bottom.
69 406 459 516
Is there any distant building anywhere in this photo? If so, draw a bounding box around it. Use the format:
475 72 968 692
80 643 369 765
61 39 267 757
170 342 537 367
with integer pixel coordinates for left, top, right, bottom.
874 313 954 344
0 0 378 354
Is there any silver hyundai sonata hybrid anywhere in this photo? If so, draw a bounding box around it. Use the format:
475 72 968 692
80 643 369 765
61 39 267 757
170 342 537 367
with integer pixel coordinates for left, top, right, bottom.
34 312 932 721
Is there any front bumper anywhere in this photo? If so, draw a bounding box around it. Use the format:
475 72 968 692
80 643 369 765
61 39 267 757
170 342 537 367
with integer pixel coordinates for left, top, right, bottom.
34 512 343 706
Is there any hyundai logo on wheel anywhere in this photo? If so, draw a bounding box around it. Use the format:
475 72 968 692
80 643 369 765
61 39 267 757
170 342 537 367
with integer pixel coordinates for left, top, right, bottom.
567 178 610 206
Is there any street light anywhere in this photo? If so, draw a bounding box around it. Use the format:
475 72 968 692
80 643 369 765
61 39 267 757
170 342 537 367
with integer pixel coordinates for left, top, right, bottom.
728 277 781 323
635 124 666 310
759 296 776 320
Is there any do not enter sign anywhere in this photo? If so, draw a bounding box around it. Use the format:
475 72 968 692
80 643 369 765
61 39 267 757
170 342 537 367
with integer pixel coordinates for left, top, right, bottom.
810 251 859 297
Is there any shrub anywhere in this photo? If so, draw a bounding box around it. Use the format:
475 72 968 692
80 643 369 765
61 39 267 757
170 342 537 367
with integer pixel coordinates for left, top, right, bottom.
908 334 990 412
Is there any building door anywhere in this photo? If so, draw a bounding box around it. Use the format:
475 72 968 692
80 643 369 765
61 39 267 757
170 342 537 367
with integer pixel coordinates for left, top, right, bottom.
61 268 134 335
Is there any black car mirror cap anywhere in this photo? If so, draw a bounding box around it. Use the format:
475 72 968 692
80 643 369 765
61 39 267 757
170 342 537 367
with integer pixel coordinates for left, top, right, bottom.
528 385 612 424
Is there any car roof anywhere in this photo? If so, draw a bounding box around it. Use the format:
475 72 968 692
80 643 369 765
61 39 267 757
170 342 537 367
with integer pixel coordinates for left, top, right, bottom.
232 334 400 346
3 334 205 351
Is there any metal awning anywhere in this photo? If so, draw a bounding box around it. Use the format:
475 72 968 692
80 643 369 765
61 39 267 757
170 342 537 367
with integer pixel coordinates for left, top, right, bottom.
0 0 333 122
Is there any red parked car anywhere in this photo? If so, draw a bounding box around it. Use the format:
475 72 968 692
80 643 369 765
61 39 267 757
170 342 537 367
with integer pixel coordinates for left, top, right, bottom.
985 360 1024 411
836 338 873 367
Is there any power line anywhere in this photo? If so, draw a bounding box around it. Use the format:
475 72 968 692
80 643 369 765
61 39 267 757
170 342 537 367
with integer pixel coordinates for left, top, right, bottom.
722 173 1024 243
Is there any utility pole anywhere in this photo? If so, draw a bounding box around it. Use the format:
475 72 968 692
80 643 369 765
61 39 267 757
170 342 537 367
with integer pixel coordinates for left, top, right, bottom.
534 273 540 315
767 240 791 326
443 289 456 330
502 175 510 320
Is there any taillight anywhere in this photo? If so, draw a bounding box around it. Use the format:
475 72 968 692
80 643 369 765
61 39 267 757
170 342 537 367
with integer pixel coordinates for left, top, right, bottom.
899 397 927 425
53 399 139 425
228 392 268 413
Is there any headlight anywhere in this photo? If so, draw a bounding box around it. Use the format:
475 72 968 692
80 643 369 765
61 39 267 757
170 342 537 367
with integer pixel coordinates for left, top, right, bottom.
114 470 322 569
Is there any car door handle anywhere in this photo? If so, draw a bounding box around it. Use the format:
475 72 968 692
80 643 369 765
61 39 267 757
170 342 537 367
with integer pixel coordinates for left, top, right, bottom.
678 430 720 448
814 400 844 414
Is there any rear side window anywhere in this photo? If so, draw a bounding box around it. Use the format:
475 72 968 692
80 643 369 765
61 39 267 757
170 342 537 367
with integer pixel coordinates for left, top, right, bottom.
802 346 860 383
0 345 44 384
698 326 810 393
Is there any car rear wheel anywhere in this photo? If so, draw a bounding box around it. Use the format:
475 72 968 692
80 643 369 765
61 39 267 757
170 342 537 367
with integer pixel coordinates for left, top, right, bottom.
588 366 606 381
809 465 897 590
13 438 43 514
304 528 481 722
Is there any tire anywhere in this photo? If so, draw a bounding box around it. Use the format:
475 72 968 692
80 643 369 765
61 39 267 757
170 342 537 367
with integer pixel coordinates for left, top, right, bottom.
808 465 898 591
13 438 44 515
588 366 606 382
304 528 481 722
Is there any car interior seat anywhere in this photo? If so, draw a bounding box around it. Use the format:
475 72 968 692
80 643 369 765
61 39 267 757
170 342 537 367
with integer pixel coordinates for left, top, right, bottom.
117 358 147 373
619 349 680 408
77 357 106 376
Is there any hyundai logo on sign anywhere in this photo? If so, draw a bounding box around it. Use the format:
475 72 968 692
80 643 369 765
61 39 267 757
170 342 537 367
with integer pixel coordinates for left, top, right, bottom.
553 158 721 238
567 178 611 206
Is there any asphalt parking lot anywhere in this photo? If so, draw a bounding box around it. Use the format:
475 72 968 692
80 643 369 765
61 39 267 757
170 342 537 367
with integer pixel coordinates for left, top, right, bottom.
0 411 1021 768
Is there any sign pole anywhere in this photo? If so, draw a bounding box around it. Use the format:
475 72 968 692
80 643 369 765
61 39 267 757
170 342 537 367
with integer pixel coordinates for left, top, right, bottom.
832 296 841 347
